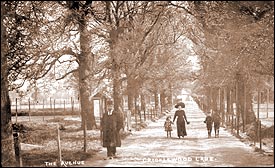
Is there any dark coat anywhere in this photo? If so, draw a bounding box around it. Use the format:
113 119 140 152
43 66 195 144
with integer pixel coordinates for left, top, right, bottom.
101 111 123 147
204 116 213 131
212 113 221 129
173 110 188 137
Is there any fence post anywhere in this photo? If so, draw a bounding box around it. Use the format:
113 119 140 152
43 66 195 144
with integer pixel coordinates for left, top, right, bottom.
43 99 45 121
71 97 74 114
135 109 138 130
50 97 52 114
243 85 246 133
54 99 56 119
266 88 269 118
28 98 31 121
257 89 260 120
231 115 233 133
13 132 22 167
139 110 142 123
15 98 18 124
259 120 262 150
64 100 66 113
234 117 237 130
56 124 62 166
143 110 146 121
19 98 21 113
253 120 256 145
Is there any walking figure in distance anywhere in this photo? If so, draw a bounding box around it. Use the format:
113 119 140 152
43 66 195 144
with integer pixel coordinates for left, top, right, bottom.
212 111 221 138
101 99 124 159
204 111 213 138
164 116 173 138
173 102 190 139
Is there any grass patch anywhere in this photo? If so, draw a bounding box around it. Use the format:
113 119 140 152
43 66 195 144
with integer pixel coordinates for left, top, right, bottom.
14 117 101 167
21 149 96 167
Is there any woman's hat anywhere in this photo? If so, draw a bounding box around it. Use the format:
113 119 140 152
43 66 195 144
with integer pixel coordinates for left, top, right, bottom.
175 102 185 108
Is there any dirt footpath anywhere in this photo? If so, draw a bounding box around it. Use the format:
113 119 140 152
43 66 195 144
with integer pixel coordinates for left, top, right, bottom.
77 101 274 167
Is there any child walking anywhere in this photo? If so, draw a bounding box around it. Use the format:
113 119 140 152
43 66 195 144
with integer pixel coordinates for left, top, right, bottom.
164 116 173 138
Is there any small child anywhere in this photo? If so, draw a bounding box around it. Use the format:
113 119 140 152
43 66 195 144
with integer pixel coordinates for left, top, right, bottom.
164 116 173 138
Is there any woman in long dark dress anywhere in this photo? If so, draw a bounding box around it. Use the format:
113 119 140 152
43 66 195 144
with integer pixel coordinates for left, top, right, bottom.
173 102 190 138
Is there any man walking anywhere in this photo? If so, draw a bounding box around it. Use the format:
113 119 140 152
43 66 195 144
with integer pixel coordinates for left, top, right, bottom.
101 99 124 159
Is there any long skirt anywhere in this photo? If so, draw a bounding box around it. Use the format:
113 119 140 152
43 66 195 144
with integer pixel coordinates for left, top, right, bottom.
176 120 187 137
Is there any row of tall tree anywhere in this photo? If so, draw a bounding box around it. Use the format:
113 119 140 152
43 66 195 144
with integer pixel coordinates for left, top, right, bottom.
190 2 274 128
1 1 195 165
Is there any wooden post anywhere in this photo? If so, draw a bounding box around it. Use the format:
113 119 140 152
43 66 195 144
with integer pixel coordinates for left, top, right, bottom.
71 97 74 114
259 120 262 150
234 117 237 130
254 121 256 145
43 99 45 121
127 110 131 131
135 109 138 130
143 110 146 121
15 98 18 124
83 113 87 152
19 139 22 167
243 85 246 132
266 88 269 118
226 87 231 126
236 78 239 135
139 110 142 123
231 115 233 132
54 99 56 119
56 124 62 166
14 132 23 167
19 98 21 113
150 108 152 119
28 98 31 121
64 100 66 113
50 97 52 114
220 87 225 126
257 89 260 121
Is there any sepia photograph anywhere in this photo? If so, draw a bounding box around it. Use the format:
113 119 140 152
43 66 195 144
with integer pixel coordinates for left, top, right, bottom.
1 1 274 167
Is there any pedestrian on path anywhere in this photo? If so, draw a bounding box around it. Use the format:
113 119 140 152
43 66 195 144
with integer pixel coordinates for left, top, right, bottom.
204 111 213 138
212 111 221 138
173 102 190 139
164 116 173 138
101 99 124 159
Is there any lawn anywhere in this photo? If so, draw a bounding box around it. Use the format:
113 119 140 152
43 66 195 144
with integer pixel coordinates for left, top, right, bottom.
14 117 101 167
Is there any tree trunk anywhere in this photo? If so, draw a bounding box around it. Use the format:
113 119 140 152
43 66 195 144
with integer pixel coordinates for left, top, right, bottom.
160 90 166 113
226 86 231 125
244 83 256 125
127 76 135 111
236 74 240 134
110 29 124 116
219 87 225 125
211 87 219 112
113 67 123 114
230 87 235 120
206 86 211 111
237 73 245 132
78 17 96 130
168 84 173 108
1 2 16 165
154 90 159 116
141 94 146 113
